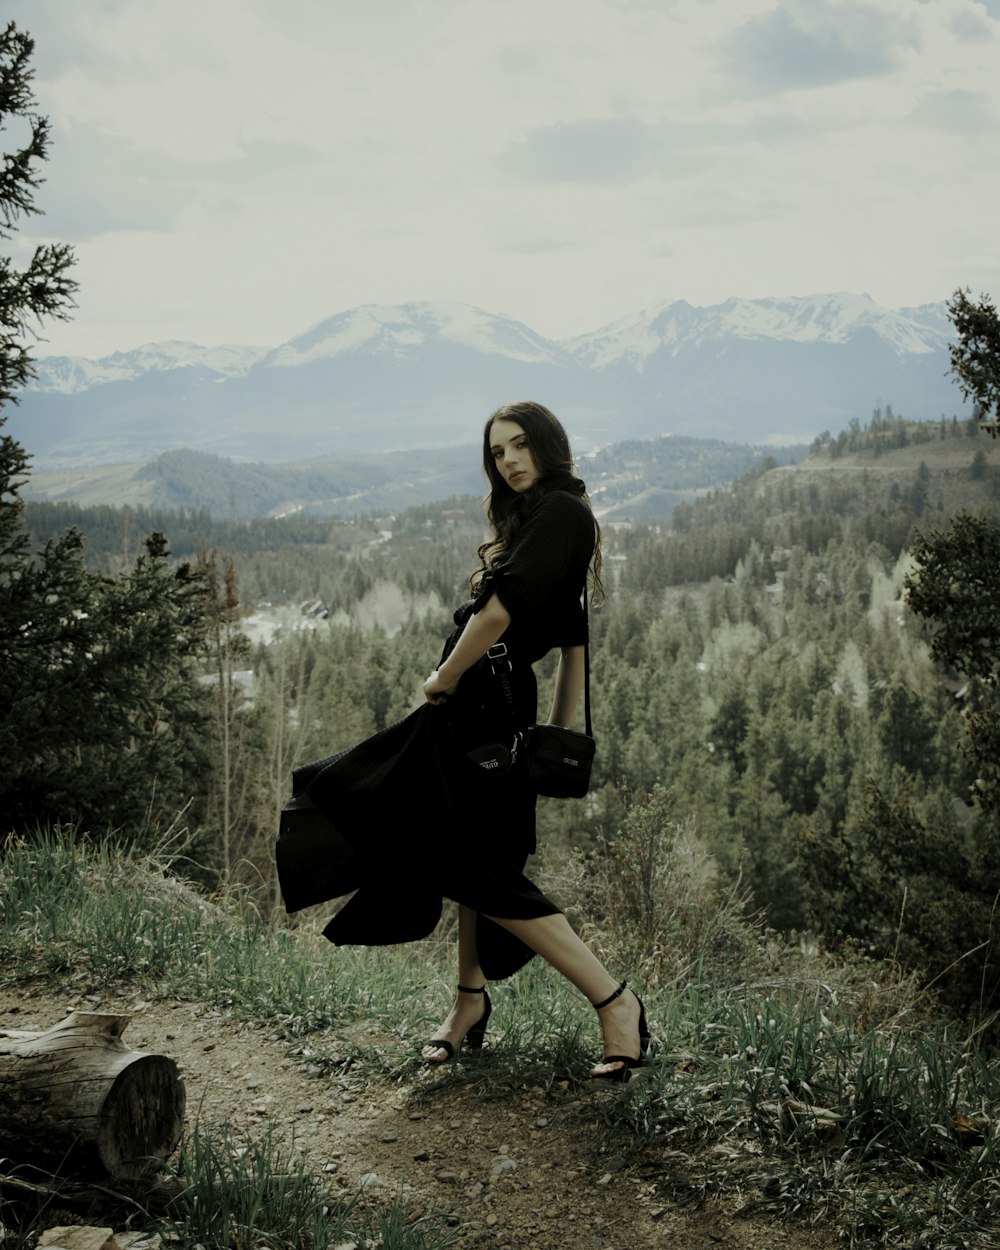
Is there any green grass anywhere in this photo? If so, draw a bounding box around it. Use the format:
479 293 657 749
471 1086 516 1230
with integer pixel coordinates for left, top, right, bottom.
0 827 438 1037
2 826 1000 1248
0 1122 454 1250
162 1123 454 1250
598 985 1000 1247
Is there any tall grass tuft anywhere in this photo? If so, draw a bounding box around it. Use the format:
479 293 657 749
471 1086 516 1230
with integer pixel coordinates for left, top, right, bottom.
164 1124 356 1249
0 828 437 1041
599 984 1000 1248
163 1124 454 1250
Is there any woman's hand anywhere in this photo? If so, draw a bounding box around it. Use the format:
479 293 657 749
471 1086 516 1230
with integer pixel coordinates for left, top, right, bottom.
424 669 457 704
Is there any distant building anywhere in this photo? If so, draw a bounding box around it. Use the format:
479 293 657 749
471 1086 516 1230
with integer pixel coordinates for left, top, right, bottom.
300 598 329 620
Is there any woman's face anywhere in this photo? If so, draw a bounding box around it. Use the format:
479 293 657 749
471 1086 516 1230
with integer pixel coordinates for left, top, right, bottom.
489 418 541 493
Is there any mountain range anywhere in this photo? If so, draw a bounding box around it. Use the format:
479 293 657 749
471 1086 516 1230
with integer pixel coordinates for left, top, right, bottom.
8 294 964 465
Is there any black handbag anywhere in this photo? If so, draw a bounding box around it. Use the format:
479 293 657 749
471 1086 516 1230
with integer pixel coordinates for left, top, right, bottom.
482 596 596 799
526 723 594 798
526 619 595 798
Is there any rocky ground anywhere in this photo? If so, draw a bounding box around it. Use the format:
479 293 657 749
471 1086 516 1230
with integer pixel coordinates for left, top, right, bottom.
2 985 843 1250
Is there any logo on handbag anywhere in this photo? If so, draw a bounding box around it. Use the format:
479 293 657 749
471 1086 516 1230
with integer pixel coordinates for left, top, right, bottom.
466 741 515 774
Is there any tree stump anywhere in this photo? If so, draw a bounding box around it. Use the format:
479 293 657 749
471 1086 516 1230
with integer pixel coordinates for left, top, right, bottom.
0 1011 185 1179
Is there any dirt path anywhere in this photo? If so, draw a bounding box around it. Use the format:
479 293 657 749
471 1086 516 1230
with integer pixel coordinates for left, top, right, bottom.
2 985 841 1250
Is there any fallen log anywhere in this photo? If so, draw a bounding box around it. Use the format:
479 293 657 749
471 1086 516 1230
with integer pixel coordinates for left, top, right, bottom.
0 1011 185 1179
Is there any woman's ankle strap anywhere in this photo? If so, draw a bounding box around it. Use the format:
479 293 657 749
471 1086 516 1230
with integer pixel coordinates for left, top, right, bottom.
592 980 627 1011
457 983 486 994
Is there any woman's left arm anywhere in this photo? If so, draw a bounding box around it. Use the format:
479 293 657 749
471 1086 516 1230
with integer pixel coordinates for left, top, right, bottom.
548 644 585 727
424 593 511 703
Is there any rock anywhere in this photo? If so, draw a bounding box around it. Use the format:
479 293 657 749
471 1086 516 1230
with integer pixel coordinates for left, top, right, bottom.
413 1149 430 1162
38 1229 114 1250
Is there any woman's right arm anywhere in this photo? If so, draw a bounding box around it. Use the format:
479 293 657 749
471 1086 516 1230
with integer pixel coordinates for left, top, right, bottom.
423 593 511 703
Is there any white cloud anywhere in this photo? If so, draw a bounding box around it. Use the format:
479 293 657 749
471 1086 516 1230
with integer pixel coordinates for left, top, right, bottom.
3 0 998 357
906 88 999 133
715 0 922 95
500 118 666 184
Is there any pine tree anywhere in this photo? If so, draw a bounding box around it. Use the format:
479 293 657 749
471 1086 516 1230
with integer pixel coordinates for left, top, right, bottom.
905 514 1000 815
0 23 76 411
0 25 214 840
947 288 1000 434
0 22 76 595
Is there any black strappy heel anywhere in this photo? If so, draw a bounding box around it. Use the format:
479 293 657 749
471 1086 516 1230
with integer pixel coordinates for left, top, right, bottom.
425 984 492 1063
590 979 649 1083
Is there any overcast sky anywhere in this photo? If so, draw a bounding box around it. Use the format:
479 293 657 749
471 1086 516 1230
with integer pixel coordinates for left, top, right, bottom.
6 0 1000 358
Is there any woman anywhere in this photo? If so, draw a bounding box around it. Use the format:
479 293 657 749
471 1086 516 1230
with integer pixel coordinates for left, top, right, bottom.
277 401 647 1080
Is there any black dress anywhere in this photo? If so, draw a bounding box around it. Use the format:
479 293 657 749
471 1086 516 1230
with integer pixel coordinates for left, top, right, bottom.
276 489 595 979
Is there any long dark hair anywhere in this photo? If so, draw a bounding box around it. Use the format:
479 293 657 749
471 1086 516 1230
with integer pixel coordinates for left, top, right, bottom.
472 400 604 601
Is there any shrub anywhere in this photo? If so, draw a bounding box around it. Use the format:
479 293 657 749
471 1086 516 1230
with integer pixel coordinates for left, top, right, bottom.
539 785 764 988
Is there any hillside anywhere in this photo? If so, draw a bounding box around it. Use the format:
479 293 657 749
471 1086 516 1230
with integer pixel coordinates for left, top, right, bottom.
786 414 1000 517
22 434 805 523
4 833 994 1250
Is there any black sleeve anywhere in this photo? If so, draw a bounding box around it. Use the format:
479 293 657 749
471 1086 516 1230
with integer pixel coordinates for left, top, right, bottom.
475 492 594 621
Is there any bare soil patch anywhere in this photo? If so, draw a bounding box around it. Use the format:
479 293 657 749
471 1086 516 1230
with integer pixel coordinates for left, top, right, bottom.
2 984 841 1250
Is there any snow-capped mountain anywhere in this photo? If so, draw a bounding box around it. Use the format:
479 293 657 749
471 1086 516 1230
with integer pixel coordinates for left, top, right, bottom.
31 341 268 395
10 294 966 465
562 293 958 441
896 301 957 340
566 293 950 370
263 302 575 369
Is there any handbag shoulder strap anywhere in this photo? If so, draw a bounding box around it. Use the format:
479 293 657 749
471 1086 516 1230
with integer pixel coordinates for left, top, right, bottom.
582 591 592 737
484 585 594 735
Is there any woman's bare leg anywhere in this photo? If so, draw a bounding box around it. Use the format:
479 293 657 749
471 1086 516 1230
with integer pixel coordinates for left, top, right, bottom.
456 904 485 988
483 912 643 1077
422 906 489 1061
